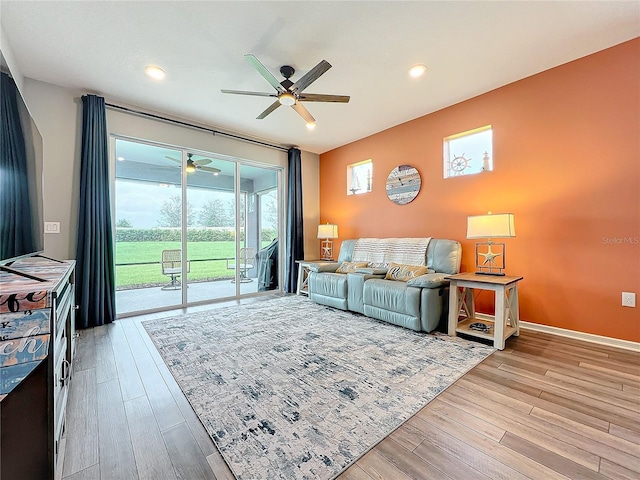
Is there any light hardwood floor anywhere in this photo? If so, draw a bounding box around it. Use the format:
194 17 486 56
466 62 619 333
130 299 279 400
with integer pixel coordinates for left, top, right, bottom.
61 296 640 480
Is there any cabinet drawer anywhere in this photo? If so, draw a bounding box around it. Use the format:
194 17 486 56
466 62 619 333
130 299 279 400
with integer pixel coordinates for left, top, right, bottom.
53 339 69 445
53 318 66 358
0 310 51 341
0 333 50 369
0 360 43 395
55 279 72 309
55 289 72 335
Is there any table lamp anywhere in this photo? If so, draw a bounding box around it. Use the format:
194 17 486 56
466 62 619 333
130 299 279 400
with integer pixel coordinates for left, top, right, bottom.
467 212 515 275
317 223 338 260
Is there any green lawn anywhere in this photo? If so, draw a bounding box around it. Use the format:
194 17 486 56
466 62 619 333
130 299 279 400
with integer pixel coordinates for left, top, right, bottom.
115 241 268 289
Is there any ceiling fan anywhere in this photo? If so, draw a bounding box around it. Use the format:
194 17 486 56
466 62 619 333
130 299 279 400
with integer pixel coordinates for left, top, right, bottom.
165 153 221 175
221 54 350 125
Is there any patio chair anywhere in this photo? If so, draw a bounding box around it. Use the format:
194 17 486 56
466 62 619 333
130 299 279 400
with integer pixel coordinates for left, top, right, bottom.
227 247 256 283
161 249 190 290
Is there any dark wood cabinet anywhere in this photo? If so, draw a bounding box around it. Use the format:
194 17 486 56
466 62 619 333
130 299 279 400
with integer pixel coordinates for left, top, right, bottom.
0 258 76 479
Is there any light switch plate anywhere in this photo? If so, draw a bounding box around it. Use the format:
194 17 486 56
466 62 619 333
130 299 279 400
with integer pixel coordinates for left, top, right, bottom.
44 221 60 234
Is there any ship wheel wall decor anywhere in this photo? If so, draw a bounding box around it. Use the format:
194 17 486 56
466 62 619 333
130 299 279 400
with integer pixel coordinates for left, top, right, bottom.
449 154 471 176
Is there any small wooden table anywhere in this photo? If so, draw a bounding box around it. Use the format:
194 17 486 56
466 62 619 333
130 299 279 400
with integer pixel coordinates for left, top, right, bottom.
446 272 523 350
296 260 324 295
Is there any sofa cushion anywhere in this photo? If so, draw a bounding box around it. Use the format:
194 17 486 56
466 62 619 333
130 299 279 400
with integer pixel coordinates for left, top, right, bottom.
308 272 348 298
335 261 369 274
384 262 429 282
337 239 357 262
363 279 421 318
426 238 462 274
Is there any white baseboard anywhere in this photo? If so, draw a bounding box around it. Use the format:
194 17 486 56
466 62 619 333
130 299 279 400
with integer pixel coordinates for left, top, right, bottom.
474 313 640 353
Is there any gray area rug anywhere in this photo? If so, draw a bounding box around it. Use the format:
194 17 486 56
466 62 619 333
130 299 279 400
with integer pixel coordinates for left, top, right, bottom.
143 296 493 479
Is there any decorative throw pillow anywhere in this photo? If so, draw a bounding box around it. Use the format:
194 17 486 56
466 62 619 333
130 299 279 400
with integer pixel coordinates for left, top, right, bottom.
368 262 389 269
335 261 369 274
384 262 428 282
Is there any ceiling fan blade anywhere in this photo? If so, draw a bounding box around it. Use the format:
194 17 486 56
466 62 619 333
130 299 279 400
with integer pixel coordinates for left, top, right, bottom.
244 54 286 93
298 93 350 103
291 60 331 94
257 100 282 120
291 102 316 124
221 89 277 98
199 165 221 174
193 158 212 166
165 156 181 163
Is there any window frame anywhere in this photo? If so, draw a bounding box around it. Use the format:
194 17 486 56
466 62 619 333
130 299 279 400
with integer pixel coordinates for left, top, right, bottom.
346 159 373 196
443 125 493 179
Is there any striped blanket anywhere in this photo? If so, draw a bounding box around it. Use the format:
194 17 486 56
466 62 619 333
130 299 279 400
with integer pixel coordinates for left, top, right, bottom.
352 238 431 267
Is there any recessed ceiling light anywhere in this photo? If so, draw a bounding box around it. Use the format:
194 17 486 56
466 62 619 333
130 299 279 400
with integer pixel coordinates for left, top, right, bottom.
409 64 427 78
306 122 316 130
145 65 166 81
117 156 125 161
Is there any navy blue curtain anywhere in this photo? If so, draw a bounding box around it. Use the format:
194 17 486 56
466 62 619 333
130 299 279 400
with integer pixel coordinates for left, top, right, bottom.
285 147 304 293
75 95 115 328
0 72 35 259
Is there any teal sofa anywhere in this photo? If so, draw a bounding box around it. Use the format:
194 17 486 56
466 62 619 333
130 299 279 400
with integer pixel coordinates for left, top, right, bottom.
307 238 461 332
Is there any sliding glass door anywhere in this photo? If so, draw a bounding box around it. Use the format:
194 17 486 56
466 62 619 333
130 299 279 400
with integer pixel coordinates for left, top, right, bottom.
113 137 281 317
114 139 185 315
238 164 280 292
184 155 239 303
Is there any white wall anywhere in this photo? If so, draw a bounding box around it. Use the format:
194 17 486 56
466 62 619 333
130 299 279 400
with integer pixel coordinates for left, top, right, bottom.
0 22 24 90
22 79 83 260
20 79 320 262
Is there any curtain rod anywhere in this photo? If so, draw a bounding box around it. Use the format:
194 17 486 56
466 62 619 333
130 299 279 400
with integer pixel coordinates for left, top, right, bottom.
104 102 290 152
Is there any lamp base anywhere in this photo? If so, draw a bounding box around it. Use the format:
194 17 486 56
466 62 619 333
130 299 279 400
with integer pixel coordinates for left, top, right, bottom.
321 239 334 261
474 241 507 276
474 270 505 276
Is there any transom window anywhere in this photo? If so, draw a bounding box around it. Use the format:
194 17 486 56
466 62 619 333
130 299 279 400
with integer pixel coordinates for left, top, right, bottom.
347 159 373 195
443 125 493 178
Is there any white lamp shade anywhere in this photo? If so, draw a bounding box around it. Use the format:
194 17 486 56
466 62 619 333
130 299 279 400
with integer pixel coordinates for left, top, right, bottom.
317 224 338 239
467 213 515 239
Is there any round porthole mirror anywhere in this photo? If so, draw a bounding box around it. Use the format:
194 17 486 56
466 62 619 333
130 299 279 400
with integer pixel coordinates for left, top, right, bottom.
386 165 421 205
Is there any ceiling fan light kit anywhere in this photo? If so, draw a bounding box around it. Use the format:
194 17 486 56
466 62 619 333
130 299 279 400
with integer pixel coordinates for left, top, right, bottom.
221 54 350 125
278 92 296 106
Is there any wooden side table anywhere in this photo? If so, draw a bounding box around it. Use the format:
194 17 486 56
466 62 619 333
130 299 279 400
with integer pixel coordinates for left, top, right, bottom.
296 260 322 295
446 272 523 350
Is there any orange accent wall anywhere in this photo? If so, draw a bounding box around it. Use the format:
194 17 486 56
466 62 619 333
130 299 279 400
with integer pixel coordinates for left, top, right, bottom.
319 38 640 343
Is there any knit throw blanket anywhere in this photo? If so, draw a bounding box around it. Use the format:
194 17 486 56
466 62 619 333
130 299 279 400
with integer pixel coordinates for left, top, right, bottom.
352 237 431 267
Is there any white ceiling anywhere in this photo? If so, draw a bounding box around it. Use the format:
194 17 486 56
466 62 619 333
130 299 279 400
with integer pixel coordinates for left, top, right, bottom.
2 1 638 154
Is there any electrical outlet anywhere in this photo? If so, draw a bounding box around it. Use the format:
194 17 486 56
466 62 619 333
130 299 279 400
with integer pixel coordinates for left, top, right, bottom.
622 292 636 308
